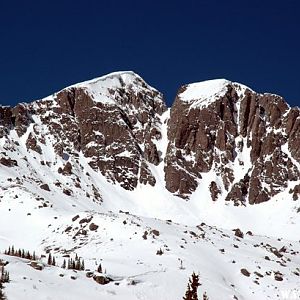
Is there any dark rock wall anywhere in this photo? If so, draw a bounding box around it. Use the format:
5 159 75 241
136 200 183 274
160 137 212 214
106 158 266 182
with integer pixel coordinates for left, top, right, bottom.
165 83 300 203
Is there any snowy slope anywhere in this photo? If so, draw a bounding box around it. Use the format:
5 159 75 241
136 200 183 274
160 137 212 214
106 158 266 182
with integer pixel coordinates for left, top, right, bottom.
0 71 300 299
179 79 253 109
1 208 300 300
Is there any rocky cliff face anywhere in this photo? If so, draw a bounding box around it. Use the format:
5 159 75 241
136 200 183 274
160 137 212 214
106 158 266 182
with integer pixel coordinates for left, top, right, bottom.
0 72 166 192
0 73 299 206
165 79 300 204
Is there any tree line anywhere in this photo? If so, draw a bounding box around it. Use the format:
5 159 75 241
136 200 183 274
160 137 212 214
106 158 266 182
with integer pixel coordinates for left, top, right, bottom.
3 245 210 299
4 246 37 261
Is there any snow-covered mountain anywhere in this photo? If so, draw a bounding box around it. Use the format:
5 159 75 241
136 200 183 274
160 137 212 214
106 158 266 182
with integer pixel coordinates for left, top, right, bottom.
0 71 300 300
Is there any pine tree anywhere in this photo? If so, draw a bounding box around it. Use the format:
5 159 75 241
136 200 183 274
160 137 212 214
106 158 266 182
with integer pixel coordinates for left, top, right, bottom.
62 260 66 269
52 256 56 266
203 292 209 300
1 267 4 281
183 283 192 300
0 274 5 300
47 253 52 265
183 272 200 300
75 259 80 270
33 251 36 261
81 259 85 271
0 286 5 300
190 272 199 300
97 263 102 273
4 271 9 283
0 269 9 284
26 251 31 259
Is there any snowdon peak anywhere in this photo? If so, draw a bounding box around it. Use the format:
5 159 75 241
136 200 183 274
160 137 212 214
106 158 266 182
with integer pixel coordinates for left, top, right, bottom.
48 70 164 106
178 78 253 108
67 71 151 92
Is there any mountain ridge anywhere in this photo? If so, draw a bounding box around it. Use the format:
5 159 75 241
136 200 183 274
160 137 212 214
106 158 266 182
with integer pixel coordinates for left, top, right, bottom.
1 70 299 208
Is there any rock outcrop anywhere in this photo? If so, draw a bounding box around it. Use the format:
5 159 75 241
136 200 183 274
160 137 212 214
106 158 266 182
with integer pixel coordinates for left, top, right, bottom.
0 72 166 191
165 79 300 203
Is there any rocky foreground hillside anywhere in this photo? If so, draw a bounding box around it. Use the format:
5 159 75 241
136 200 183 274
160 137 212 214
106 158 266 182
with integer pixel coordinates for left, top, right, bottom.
0 71 300 299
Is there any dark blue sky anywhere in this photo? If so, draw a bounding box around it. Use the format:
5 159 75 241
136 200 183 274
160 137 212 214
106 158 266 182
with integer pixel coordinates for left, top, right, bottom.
1 0 299 107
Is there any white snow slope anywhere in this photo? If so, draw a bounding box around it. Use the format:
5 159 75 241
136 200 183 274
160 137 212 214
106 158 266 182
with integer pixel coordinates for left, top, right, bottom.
0 72 300 300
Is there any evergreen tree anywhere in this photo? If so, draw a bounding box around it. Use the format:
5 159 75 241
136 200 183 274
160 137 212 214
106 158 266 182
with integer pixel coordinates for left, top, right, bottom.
190 272 199 300
75 259 80 270
0 274 6 300
183 283 192 300
81 260 85 271
47 253 52 265
62 260 66 269
0 269 9 284
183 272 200 300
4 271 9 283
203 292 209 300
26 251 31 259
0 287 5 300
52 256 56 266
0 267 3 282
97 263 102 273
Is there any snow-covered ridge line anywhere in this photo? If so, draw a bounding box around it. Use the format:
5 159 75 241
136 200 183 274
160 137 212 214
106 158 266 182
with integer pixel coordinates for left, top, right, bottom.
70 71 140 84
178 78 254 107
65 70 161 97
0 71 161 108
177 77 296 110
32 70 163 107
